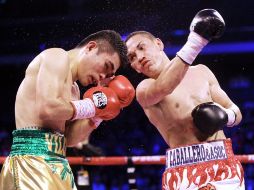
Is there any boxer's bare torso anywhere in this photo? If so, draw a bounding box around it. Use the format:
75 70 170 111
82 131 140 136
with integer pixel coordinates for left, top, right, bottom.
138 65 226 148
15 49 73 133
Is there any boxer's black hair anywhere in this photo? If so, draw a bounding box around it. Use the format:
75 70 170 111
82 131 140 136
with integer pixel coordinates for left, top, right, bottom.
76 30 128 67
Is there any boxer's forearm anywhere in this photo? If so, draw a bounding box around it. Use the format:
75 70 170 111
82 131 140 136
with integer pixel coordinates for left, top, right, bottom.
37 98 74 121
156 57 189 95
65 119 94 147
136 57 189 107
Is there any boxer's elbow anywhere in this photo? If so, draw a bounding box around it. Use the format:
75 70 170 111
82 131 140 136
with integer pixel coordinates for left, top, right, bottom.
37 100 58 120
65 134 86 147
66 140 77 147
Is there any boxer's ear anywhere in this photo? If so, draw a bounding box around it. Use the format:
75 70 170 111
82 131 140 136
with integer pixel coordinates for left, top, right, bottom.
85 41 97 52
155 38 164 51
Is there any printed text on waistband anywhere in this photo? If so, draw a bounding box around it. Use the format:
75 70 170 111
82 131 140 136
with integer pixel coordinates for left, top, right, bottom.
166 141 227 168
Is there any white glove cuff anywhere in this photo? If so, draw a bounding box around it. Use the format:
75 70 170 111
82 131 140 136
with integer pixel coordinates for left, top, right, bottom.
177 31 209 65
225 109 236 127
70 98 96 120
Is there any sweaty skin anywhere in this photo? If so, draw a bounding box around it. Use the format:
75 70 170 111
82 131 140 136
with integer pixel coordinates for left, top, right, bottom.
15 46 120 146
126 34 242 148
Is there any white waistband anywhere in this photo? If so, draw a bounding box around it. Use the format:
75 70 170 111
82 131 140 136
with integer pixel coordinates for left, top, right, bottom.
166 140 228 169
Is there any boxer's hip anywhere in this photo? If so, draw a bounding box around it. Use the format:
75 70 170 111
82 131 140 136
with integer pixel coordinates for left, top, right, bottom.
162 139 244 190
0 129 76 190
10 128 66 157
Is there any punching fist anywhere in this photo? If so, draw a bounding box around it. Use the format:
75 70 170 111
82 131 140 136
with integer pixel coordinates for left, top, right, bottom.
190 9 225 41
70 86 121 121
83 86 121 120
108 75 135 108
177 9 225 65
191 102 236 136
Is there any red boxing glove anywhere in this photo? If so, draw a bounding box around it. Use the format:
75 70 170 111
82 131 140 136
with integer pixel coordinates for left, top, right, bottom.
83 86 121 120
108 75 135 108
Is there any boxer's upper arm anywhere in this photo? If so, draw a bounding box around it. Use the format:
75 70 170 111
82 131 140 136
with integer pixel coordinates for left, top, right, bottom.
203 65 233 108
137 57 189 108
36 48 69 110
206 65 242 125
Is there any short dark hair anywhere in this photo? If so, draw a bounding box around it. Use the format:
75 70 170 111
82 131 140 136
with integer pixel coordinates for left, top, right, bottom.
76 30 128 67
125 31 156 43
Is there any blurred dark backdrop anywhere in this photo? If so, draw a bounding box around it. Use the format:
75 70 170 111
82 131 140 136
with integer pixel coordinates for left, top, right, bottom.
0 0 254 189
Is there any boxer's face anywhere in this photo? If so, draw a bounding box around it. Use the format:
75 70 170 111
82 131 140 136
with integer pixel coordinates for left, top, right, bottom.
78 42 120 86
126 34 164 78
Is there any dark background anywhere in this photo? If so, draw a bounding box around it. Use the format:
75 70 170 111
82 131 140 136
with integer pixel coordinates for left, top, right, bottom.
0 0 254 189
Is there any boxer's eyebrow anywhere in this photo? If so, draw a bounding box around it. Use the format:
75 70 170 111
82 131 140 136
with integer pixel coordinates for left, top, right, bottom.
127 41 142 57
136 42 143 49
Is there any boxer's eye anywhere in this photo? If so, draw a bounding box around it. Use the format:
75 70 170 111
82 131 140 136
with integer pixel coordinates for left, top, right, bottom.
104 63 109 70
128 55 136 63
138 43 145 50
104 61 114 78
106 73 114 78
